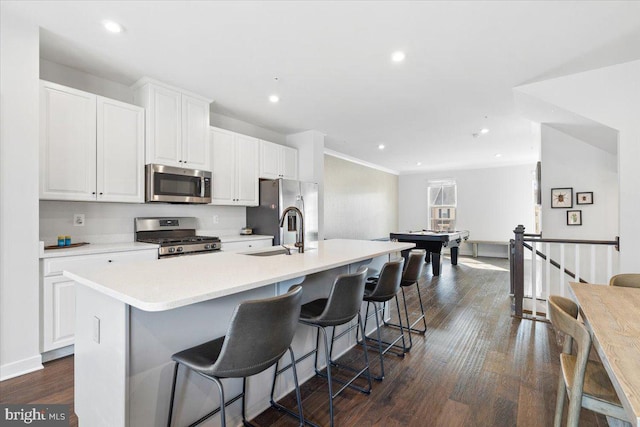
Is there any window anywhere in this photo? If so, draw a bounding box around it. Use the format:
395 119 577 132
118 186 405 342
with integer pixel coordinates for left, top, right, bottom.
428 179 457 232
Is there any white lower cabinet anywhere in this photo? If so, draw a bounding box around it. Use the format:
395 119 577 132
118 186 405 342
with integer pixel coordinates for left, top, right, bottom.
221 238 272 253
41 248 157 354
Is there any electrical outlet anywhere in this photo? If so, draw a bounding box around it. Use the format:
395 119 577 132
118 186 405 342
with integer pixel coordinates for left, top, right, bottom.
213 215 219 224
74 214 85 226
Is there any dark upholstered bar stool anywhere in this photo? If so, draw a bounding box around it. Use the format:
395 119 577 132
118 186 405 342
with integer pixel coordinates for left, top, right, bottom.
167 286 304 427
271 267 371 427
548 295 631 427
360 258 406 380
383 249 427 350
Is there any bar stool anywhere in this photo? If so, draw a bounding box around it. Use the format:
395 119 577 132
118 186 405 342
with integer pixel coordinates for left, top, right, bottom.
360 258 406 380
167 286 304 427
271 267 371 427
382 249 427 350
548 295 631 427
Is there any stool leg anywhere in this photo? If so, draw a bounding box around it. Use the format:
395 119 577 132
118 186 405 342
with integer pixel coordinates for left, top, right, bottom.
372 302 386 380
399 290 413 350
211 377 226 427
288 346 305 427
414 283 427 333
318 326 335 427
241 377 248 425
357 312 373 392
167 362 179 427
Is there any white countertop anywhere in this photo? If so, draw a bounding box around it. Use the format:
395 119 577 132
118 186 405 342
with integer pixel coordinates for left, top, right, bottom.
40 241 159 259
64 239 414 312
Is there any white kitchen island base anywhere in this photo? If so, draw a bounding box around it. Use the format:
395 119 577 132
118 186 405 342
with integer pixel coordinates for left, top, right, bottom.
69 240 414 426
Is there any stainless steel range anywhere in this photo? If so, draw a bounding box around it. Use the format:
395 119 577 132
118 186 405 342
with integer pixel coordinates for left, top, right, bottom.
135 217 221 258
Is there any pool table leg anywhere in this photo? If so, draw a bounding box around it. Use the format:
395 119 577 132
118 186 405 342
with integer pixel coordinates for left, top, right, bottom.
451 247 459 265
431 252 441 276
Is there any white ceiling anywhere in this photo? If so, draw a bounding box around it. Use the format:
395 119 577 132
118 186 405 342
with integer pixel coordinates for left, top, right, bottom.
7 1 640 173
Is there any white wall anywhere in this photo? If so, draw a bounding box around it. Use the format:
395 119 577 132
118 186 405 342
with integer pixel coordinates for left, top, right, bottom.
399 164 536 257
541 125 618 240
516 60 640 272
324 154 398 240
0 7 43 380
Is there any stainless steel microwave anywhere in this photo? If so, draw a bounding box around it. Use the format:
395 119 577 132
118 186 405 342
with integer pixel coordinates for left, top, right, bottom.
145 164 211 204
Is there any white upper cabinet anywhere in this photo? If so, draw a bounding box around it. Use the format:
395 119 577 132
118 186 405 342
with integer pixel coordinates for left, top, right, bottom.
210 127 258 206
133 78 211 170
97 97 145 203
40 81 144 203
259 140 298 180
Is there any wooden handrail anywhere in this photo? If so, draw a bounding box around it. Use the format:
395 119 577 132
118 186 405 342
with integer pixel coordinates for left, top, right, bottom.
523 237 618 247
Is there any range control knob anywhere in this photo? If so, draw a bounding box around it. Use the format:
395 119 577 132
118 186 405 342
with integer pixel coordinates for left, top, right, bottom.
168 248 176 253
204 244 212 250
176 247 183 253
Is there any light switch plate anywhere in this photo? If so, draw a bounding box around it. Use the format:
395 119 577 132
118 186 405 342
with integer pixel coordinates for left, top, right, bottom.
93 316 100 343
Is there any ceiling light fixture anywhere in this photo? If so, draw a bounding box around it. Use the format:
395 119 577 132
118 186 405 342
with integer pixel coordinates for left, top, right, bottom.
495 153 502 158
480 128 490 134
103 20 124 33
391 51 406 62
269 95 279 103
378 144 385 150
416 162 422 166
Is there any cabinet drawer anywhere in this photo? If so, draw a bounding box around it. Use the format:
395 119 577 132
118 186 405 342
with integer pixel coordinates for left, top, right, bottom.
43 249 157 276
222 239 272 253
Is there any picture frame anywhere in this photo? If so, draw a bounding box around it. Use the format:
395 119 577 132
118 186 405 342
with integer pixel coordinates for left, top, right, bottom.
567 210 582 226
576 191 593 205
551 187 573 208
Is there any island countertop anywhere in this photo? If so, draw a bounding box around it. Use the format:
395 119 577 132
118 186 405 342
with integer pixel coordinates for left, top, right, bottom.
64 239 414 312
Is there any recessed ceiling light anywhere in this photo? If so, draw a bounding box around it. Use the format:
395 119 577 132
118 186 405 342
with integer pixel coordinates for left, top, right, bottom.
269 95 279 103
391 51 406 62
416 162 422 166
378 144 385 150
480 128 490 134
103 20 124 33
495 153 502 158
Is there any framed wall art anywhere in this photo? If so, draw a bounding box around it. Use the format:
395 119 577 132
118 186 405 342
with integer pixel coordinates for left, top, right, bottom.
576 192 593 205
551 187 573 208
567 210 582 226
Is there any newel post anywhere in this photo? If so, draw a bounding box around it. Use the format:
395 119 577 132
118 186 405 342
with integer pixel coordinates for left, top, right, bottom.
512 225 525 318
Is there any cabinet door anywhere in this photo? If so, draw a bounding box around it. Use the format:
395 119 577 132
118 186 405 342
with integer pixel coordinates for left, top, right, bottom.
280 145 298 180
40 81 97 201
181 95 210 170
210 128 236 204
148 85 181 167
96 97 145 203
42 276 76 351
259 140 280 179
235 134 259 206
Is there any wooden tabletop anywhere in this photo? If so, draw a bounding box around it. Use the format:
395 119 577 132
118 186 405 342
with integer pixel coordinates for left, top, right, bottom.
569 282 640 427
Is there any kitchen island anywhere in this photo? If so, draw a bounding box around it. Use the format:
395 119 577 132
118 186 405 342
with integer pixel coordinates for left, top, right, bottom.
64 239 414 426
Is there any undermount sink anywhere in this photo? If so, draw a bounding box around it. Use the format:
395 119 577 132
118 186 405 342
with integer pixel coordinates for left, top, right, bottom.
243 247 291 257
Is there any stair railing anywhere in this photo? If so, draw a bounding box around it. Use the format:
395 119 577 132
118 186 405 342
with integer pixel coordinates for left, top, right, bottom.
510 225 619 320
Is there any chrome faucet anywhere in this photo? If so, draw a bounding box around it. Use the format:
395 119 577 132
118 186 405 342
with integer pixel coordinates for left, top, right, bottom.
279 206 304 253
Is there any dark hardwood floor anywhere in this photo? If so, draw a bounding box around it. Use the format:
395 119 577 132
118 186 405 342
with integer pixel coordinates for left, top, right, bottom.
0 256 607 426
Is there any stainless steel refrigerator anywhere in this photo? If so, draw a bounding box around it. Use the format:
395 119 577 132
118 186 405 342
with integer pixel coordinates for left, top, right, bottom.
246 179 319 247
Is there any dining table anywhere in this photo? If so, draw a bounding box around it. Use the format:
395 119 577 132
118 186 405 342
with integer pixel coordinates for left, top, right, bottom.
569 282 640 427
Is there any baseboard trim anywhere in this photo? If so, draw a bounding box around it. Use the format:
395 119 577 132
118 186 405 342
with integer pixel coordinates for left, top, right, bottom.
0 354 43 381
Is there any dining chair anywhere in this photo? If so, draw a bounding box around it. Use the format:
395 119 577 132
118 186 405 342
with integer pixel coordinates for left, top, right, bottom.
547 295 631 427
608 273 640 288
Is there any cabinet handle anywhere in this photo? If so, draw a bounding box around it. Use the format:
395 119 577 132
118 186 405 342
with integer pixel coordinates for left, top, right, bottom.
99 192 103 195
108 260 113 263
92 192 96 195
